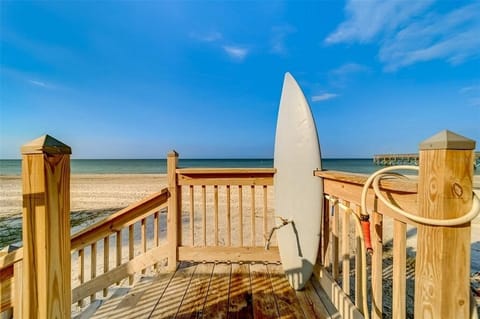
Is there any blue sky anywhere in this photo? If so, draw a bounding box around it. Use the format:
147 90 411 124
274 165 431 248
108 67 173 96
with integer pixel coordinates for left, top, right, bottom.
1 0 479 159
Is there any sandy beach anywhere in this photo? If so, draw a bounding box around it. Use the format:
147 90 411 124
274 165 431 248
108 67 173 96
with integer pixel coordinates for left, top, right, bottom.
1 173 479 247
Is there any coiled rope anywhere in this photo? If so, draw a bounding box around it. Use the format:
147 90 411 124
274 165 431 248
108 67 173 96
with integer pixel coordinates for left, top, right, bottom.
361 165 480 227
326 165 480 319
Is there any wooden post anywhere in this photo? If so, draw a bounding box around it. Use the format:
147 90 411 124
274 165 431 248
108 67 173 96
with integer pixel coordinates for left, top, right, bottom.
21 135 71 318
415 130 475 318
167 151 180 271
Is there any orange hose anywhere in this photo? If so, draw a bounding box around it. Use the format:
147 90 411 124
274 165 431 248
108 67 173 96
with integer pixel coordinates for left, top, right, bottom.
361 220 373 254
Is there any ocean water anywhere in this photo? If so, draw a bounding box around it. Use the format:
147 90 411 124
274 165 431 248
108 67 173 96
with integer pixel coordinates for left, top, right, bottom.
0 158 381 175
2 158 478 175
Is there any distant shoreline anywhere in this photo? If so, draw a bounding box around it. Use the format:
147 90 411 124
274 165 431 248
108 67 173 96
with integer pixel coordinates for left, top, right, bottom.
1 158 479 176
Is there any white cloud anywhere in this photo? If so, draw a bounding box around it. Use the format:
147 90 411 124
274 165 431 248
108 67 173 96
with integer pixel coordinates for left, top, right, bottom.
325 0 433 44
331 63 369 76
223 45 249 61
380 4 480 71
460 85 480 94
311 93 339 102
191 31 249 62
2 67 58 89
28 79 55 89
326 0 480 71
270 25 295 55
329 63 370 87
459 83 480 107
190 31 222 43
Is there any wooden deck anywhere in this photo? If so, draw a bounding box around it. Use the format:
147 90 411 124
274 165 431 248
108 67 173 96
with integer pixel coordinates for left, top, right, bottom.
81 262 336 319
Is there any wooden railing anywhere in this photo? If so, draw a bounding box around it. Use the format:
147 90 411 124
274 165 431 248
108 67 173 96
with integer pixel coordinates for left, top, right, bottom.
0 248 23 318
314 170 418 319
0 131 477 318
70 188 169 306
0 145 279 317
314 131 477 318
174 167 278 263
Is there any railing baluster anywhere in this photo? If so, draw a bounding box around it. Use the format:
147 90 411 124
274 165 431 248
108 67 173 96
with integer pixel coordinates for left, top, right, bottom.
78 249 85 307
141 218 146 274
190 185 194 246
341 201 350 296
90 242 97 302
354 205 364 314
103 236 109 297
214 185 219 246
239 185 243 247
393 220 406 319
128 224 134 285
154 211 159 269
371 211 383 319
202 185 207 247
332 199 339 280
322 196 331 266
263 185 268 247
251 185 256 247
226 185 231 246
116 230 122 285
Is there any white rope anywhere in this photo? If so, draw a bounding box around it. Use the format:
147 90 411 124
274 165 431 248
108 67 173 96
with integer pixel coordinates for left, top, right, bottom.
361 165 480 226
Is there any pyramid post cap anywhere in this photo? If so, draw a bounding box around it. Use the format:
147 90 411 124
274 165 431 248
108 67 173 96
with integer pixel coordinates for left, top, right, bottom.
21 135 72 155
419 130 475 150
167 150 178 157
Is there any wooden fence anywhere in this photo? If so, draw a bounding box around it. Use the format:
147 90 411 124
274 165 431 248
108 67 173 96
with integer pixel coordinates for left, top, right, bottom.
0 130 477 318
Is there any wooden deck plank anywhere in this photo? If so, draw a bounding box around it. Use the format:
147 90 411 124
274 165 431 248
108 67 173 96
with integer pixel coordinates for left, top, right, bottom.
149 262 196 318
228 263 253 319
90 270 175 319
176 263 214 319
250 263 279 318
296 280 331 319
267 264 306 319
85 262 345 319
310 277 341 319
89 280 130 319
123 271 175 319
202 263 232 319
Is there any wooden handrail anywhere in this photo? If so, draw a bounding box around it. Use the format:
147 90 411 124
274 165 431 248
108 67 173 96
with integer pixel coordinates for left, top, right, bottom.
177 167 275 186
315 170 418 193
176 168 276 174
317 170 419 225
0 248 23 269
71 188 169 251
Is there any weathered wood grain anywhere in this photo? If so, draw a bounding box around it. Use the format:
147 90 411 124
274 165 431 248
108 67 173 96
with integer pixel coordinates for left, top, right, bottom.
176 262 214 319
149 261 196 318
414 145 474 318
250 263 278 318
229 263 253 319
267 263 306 319
21 148 71 319
202 263 231 318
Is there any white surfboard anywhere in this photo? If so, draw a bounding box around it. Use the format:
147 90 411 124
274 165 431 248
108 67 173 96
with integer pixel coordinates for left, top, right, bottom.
274 72 323 290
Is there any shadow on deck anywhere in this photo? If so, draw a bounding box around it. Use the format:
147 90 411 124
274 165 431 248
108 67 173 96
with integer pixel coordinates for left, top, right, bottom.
76 261 338 319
